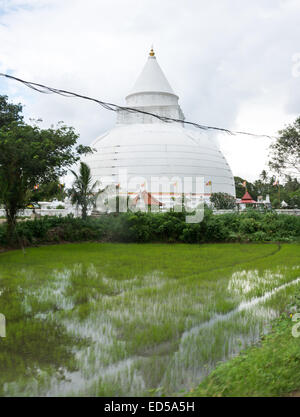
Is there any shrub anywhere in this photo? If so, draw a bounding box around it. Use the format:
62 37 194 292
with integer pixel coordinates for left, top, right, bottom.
0 210 299 248
210 192 236 209
239 218 260 234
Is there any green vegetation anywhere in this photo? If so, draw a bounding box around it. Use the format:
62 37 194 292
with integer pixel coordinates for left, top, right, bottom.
69 162 100 220
0 242 299 396
0 94 299 397
0 266 89 396
32 181 67 203
234 173 300 208
210 192 236 209
269 116 300 177
0 94 91 242
0 209 299 248
188 293 300 397
233 114 300 208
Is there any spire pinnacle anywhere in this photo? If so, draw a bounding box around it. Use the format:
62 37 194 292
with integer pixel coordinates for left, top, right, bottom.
149 46 155 57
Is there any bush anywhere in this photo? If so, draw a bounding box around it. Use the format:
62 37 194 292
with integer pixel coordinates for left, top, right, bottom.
239 218 260 234
0 210 299 248
210 192 236 209
0 215 104 247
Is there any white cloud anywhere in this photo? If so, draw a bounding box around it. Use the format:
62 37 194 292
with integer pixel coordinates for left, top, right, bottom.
1 0 300 181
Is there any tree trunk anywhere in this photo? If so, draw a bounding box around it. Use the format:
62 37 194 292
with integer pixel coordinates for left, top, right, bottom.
5 206 17 245
82 203 87 220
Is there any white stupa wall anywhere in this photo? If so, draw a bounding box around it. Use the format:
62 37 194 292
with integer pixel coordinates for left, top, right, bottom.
84 48 235 207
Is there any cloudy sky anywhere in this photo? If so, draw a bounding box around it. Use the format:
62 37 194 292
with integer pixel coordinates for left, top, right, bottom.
1 0 300 181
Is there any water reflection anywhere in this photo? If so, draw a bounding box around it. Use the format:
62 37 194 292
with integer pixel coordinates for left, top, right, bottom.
1 264 299 396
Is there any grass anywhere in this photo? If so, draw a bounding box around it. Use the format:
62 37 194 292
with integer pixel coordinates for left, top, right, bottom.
188 292 300 397
0 242 299 396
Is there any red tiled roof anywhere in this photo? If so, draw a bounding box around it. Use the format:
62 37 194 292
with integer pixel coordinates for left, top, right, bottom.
132 190 163 206
239 191 257 204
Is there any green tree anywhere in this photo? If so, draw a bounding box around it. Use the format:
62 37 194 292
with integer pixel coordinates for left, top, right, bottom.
260 170 268 183
0 104 91 241
234 177 258 200
0 95 23 128
255 170 271 196
32 181 67 202
269 116 300 176
70 162 100 220
286 190 300 208
284 175 300 193
234 177 246 199
210 192 236 209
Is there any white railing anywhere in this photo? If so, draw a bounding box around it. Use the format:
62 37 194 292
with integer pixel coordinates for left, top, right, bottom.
274 209 300 216
0 208 81 218
212 209 300 216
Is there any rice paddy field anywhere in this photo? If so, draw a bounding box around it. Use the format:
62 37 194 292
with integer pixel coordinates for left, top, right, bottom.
0 242 299 397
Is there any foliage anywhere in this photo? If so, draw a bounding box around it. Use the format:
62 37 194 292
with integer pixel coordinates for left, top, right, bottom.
0 275 88 394
0 242 299 396
69 162 100 220
0 95 23 129
269 116 300 176
210 192 236 209
286 189 300 209
188 289 300 397
32 181 67 202
235 172 300 208
234 176 256 200
0 209 299 248
0 95 92 240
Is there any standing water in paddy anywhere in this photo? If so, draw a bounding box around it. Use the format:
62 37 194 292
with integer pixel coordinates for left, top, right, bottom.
0 243 299 396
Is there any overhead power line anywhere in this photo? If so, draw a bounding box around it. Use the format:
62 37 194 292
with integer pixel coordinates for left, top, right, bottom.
0 72 275 139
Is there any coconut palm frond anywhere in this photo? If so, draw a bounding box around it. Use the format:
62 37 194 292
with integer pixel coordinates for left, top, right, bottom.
69 162 101 219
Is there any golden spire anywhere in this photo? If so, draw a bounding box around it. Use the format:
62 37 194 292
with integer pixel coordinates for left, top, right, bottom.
149 46 155 57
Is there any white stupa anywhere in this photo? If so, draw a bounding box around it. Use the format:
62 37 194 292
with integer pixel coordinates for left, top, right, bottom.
84 48 235 207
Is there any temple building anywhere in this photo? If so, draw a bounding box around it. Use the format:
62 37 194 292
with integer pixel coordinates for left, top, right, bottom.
84 48 235 208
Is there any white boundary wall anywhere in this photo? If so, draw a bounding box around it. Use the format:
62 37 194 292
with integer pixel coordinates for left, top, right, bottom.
0 208 300 218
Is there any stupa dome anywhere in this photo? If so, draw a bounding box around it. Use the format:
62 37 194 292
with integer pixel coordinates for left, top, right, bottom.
84 48 235 204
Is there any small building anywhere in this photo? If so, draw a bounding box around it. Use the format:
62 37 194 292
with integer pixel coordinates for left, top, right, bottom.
131 190 164 211
237 191 257 210
237 191 273 211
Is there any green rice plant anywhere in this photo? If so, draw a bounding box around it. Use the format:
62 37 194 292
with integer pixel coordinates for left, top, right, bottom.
0 242 299 396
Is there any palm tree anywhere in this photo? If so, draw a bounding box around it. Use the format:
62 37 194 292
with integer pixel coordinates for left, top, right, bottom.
260 170 268 183
70 162 99 220
259 170 269 196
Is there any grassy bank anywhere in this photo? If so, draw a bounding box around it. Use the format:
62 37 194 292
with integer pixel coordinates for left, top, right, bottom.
0 242 299 396
187 292 300 397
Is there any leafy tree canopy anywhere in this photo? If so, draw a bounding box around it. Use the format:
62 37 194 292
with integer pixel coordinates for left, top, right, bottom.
31 181 67 202
69 162 100 220
234 177 258 200
0 95 23 128
269 116 300 176
210 192 236 209
234 172 300 208
0 94 92 240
